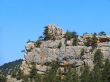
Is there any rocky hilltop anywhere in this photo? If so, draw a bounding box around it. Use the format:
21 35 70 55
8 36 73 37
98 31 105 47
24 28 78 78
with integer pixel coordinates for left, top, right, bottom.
2 24 110 82
20 24 110 75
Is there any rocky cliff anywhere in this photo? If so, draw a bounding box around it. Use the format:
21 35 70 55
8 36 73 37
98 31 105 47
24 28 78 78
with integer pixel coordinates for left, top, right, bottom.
20 24 110 75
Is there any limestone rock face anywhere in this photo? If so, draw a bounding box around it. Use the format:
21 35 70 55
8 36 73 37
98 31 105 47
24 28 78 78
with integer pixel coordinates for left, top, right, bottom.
20 61 31 75
25 42 35 51
21 39 94 74
21 25 110 75
98 42 110 60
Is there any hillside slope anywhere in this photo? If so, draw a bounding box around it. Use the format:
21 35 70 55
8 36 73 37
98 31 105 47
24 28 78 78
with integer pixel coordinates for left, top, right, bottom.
1 24 110 82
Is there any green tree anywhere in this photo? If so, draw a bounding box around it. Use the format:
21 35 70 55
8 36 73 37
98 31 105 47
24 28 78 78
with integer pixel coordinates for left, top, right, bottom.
89 63 102 82
89 70 94 82
43 26 52 40
65 31 78 40
101 59 110 82
93 65 102 82
98 31 106 36
58 42 62 49
72 38 78 46
84 37 91 47
38 36 44 41
80 48 85 60
16 69 24 80
35 36 43 48
80 64 90 82
29 63 38 82
11 70 17 78
22 75 29 82
35 40 41 48
90 49 104 82
65 67 79 82
94 49 103 68
84 33 98 48
91 33 98 49
45 61 59 82
0 71 6 82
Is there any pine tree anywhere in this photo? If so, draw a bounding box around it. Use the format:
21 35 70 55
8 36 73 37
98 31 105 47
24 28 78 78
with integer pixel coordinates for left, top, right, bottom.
80 48 85 60
43 26 52 40
80 64 90 82
29 63 38 82
65 67 79 82
65 31 78 40
93 65 102 82
90 49 104 82
89 70 94 82
0 71 6 82
94 49 103 68
45 61 59 82
72 38 78 46
84 37 91 47
98 31 106 36
58 42 62 49
16 69 24 80
91 33 98 49
101 59 110 82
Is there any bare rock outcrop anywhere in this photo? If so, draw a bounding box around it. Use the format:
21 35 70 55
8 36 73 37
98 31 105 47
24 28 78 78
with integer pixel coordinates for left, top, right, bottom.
46 24 65 40
20 25 110 75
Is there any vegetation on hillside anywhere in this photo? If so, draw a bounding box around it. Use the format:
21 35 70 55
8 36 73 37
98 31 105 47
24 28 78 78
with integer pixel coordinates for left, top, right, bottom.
0 59 23 75
0 70 6 82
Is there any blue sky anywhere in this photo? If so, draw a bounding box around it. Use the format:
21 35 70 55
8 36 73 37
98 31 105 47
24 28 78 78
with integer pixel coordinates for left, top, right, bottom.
0 0 110 65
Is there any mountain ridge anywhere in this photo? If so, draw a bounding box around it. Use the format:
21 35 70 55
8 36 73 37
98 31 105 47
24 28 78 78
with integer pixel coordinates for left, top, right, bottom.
1 24 110 82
